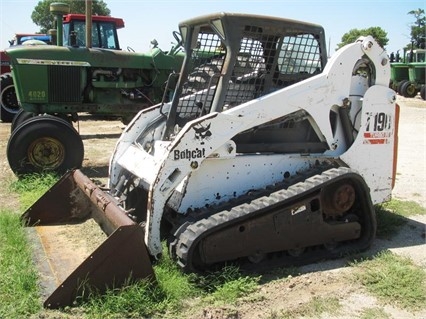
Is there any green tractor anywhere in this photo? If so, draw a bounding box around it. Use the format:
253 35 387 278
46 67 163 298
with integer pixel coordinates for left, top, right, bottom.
5 3 186 175
0 4 126 123
390 48 425 99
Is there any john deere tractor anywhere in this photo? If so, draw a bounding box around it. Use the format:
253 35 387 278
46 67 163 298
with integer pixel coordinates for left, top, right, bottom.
390 48 425 99
0 4 126 123
5 3 186 175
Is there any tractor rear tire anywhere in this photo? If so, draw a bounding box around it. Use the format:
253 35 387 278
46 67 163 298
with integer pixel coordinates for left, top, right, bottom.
420 85 425 100
11 108 36 132
7 115 84 176
400 81 418 98
0 73 20 123
396 80 407 95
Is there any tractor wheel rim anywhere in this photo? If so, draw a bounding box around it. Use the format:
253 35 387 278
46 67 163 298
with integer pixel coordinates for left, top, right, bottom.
406 84 416 95
28 137 65 169
1 84 19 112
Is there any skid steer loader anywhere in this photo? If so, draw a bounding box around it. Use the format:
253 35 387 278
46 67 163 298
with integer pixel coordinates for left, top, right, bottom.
22 12 399 308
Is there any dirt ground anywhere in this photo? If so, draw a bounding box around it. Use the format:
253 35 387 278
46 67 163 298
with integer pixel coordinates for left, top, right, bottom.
0 95 425 319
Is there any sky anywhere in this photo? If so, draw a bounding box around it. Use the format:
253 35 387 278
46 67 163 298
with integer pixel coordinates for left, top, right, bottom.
0 0 424 57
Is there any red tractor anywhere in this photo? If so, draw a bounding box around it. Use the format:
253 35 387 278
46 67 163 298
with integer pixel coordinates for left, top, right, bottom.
1 12 124 122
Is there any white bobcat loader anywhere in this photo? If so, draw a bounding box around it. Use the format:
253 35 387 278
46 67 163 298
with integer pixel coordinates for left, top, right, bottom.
22 13 399 308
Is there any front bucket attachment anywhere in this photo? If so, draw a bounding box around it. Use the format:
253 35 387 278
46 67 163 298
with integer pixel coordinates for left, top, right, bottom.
21 169 155 309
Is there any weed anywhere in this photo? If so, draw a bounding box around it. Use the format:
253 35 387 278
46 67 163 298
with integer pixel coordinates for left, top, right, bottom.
77 252 261 317
193 265 260 305
280 296 341 318
360 307 390 319
208 274 260 304
78 248 200 318
375 199 426 239
352 250 426 310
375 205 407 239
9 172 59 210
0 210 41 318
379 199 426 217
5 174 263 318
80 279 169 318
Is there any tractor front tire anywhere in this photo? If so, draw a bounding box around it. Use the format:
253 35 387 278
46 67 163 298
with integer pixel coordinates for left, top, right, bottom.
7 115 84 175
420 85 425 100
396 80 407 95
0 73 20 123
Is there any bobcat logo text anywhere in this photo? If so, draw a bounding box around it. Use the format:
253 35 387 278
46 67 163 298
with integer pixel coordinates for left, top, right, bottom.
174 148 206 161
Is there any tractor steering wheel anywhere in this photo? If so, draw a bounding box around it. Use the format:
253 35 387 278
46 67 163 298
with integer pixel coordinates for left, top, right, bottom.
172 31 183 47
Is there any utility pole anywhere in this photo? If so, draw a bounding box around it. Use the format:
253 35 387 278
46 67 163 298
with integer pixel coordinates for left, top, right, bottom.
85 0 92 48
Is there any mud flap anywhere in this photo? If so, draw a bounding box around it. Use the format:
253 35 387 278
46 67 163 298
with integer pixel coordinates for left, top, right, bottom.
21 169 155 309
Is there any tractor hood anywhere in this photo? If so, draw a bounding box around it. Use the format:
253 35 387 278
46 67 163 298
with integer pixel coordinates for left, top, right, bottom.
5 45 180 70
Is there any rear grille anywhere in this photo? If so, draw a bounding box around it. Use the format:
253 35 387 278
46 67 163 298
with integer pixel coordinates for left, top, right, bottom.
48 65 81 103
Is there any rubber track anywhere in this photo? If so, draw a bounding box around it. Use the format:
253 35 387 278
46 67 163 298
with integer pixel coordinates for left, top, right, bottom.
174 167 373 272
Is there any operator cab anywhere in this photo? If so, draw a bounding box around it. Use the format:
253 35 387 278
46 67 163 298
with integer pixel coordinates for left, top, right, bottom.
62 14 124 49
163 13 329 153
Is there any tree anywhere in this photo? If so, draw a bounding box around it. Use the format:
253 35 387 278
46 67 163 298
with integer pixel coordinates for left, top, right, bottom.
31 0 111 33
336 27 389 50
407 8 425 49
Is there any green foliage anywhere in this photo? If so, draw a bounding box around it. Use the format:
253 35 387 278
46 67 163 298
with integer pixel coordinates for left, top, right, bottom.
205 270 260 304
375 199 425 239
0 210 41 318
9 172 59 210
360 307 390 319
78 253 260 317
154 246 199 305
191 265 260 304
79 279 169 318
408 8 425 49
5 175 262 317
280 296 341 319
31 0 111 33
194 265 253 292
381 199 426 217
337 27 388 49
352 251 426 310
375 205 406 239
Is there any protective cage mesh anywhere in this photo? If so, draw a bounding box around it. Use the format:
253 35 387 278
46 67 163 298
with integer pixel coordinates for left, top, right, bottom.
177 25 322 120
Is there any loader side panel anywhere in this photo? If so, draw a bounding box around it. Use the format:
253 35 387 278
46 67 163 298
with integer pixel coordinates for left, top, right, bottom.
340 85 399 204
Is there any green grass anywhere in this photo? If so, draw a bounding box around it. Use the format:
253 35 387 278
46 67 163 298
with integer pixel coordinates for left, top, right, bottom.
375 199 426 239
279 296 341 319
74 248 260 318
381 199 426 217
200 265 260 305
3 173 262 318
3 175 425 318
359 307 390 319
77 279 170 318
0 209 41 318
9 172 59 210
352 250 426 310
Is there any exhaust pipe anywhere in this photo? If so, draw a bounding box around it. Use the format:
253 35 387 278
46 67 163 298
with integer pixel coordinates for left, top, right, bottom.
49 2 70 46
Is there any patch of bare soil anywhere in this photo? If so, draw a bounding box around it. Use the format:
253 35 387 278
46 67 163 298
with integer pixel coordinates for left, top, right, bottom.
0 96 425 319
0 122 19 210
